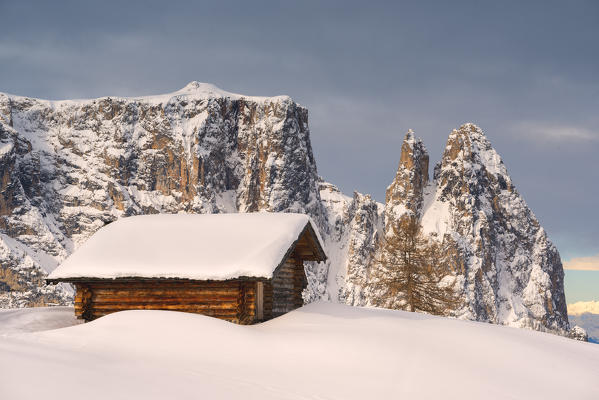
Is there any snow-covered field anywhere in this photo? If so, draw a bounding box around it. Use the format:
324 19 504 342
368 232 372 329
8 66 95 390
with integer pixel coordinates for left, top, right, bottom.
1 303 598 399
0 306 81 335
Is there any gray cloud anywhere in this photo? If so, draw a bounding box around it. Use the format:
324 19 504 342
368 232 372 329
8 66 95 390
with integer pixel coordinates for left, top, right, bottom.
0 0 597 260
513 122 598 143
564 255 599 271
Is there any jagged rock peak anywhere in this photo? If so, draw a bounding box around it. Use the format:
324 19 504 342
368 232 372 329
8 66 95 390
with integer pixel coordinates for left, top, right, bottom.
437 123 510 183
331 122 569 337
385 130 429 220
421 123 569 334
398 129 428 172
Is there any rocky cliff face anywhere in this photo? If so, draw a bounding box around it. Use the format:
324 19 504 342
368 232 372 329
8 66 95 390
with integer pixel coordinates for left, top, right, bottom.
0 84 570 336
384 129 429 222
318 181 382 305
0 82 325 307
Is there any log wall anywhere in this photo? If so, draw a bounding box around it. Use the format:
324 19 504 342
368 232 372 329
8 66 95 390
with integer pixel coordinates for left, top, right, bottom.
72 260 309 324
74 279 259 324
262 281 274 321
271 258 307 318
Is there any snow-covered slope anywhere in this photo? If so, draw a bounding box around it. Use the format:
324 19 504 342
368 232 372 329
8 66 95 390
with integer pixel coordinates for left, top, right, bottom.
0 303 597 400
317 181 382 304
0 306 80 335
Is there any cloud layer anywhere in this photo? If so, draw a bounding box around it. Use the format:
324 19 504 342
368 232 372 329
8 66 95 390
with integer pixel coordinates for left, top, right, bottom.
563 254 599 271
0 0 598 267
515 122 598 143
568 301 599 315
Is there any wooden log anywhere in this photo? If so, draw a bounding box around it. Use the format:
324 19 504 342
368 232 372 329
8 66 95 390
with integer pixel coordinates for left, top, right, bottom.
72 275 295 324
87 295 241 303
119 290 238 297
90 310 239 320
88 306 240 315
86 302 240 310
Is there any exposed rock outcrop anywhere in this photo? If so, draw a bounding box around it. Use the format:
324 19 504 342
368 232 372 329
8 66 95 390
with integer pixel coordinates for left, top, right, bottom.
384 130 429 222
422 124 569 333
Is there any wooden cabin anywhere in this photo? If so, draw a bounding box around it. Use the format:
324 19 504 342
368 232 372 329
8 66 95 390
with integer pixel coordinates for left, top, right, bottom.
46 213 327 324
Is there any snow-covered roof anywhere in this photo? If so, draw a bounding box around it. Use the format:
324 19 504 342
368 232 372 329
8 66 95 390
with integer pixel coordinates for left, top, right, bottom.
47 213 326 281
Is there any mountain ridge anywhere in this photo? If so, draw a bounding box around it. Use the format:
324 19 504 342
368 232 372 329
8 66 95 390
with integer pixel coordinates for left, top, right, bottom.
0 83 574 337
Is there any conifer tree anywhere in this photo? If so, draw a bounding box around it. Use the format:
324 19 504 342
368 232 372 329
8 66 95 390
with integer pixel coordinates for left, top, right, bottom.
370 214 459 315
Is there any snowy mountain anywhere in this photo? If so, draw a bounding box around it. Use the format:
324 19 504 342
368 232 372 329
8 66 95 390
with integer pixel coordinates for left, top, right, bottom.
0 82 325 307
1 303 598 400
326 125 571 336
424 124 568 333
0 83 573 337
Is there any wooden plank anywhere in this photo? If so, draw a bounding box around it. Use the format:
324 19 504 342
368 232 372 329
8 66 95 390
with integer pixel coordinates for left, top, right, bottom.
91 287 241 295
89 306 240 314
87 302 240 310
72 276 284 324
256 281 264 320
90 293 241 301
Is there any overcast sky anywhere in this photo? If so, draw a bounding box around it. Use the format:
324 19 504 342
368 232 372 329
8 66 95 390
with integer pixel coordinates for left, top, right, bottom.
1 1 597 274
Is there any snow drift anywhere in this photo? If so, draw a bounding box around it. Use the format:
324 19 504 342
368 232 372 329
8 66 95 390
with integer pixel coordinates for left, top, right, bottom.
0 303 597 400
